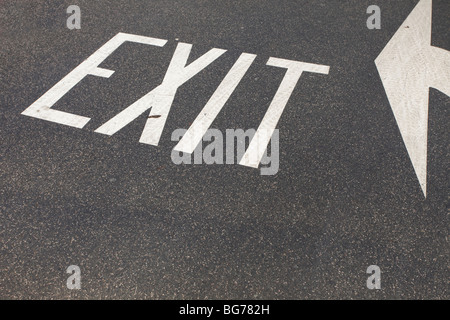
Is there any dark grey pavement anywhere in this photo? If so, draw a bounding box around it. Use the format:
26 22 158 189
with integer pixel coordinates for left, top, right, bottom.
0 0 448 299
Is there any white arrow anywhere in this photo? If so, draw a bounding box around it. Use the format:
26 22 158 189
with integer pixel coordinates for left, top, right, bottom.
375 0 450 197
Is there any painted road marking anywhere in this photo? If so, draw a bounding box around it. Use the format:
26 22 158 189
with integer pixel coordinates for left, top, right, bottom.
21 33 167 128
21 33 329 171
95 43 227 146
240 58 329 168
173 53 257 154
376 0 450 197
174 55 330 167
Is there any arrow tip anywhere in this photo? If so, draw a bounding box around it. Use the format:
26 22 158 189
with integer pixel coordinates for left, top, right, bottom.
375 0 438 198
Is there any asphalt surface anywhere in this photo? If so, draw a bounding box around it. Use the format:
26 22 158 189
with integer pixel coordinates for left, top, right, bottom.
0 0 449 299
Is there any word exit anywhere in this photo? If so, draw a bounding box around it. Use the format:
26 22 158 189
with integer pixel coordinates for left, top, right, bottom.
21 32 329 169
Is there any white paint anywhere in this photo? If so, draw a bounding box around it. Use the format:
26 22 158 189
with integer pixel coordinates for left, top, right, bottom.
95 43 226 146
240 57 329 168
375 0 450 197
22 32 167 128
22 32 331 174
173 53 256 154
